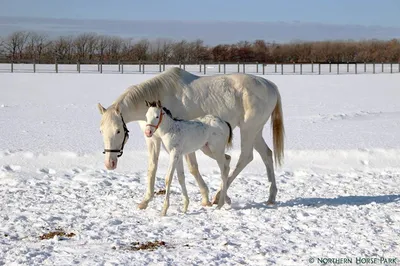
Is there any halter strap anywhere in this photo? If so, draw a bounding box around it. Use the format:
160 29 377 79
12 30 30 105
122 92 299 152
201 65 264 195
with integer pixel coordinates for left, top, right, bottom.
146 110 164 129
103 114 130 158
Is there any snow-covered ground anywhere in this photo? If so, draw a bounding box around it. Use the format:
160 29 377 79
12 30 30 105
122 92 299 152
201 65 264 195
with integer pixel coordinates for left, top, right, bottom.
0 72 399 265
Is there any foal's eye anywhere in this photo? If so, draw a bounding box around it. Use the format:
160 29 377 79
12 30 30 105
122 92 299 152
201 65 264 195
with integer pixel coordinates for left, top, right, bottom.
156 116 159 118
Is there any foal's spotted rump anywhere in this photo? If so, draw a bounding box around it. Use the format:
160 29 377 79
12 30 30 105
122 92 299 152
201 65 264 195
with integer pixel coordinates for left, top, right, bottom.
144 100 233 216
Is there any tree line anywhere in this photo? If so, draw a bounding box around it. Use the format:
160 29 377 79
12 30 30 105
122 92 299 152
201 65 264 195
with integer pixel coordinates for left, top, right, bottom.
0 31 399 64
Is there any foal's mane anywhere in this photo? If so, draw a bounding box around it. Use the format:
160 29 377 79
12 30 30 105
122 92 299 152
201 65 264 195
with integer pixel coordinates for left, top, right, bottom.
147 100 183 121
113 67 196 109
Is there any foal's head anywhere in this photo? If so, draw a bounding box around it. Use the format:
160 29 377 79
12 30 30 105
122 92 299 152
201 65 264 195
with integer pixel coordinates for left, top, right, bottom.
97 103 129 170
144 100 164 138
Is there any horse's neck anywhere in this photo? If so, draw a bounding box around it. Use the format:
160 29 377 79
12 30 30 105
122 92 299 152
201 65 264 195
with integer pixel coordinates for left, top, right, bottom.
157 114 175 136
117 101 148 123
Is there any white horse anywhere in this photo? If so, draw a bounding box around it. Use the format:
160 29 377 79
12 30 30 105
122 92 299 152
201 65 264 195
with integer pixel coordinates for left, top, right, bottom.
144 100 233 215
98 67 284 208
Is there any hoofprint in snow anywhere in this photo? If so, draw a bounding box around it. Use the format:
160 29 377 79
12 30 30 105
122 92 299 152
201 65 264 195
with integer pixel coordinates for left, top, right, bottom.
0 73 399 265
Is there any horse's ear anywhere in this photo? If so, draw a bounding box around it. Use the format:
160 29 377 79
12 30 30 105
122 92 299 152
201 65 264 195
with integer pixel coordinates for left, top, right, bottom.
157 100 162 108
114 103 121 114
97 103 106 115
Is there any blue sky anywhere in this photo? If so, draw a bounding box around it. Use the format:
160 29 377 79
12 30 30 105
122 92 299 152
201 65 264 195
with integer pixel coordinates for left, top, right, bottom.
1 0 399 27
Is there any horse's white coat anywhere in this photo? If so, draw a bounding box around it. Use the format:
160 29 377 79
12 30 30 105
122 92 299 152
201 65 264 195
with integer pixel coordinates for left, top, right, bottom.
98 67 284 208
144 101 232 215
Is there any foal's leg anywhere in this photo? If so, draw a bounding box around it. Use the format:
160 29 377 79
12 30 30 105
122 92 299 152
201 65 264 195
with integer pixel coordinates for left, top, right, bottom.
254 131 277 205
176 156 189 213
138 136 161 209
185 153 211 207
162 150 179 216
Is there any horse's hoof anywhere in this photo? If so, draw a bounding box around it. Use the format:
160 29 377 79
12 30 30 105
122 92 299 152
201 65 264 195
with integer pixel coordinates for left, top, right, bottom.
202 201 212 207
266 200 276 206
161 209 167 216
138 202 148 210
225 196 232 205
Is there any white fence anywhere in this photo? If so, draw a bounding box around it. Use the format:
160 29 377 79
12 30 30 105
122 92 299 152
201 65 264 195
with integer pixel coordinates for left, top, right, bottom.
1 62 400 75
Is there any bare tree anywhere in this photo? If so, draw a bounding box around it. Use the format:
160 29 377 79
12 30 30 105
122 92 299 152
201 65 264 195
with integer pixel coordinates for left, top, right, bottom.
107 36 124 61
53 36 75 61
74 33 98 61
133 39 150 61
3 31 30 60
25 32 50 62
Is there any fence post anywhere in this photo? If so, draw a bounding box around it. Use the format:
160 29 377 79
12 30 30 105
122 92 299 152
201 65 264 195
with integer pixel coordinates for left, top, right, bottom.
398 63 400 73
243 63 245 73
77 61 81 73
55 58 58 73
183 62 186 70
223 63 226 74
300 63 302 75
281 63 283 75
218 61 221 73
355 63 357 74
121 63 124 74
139 60 141 72
373 63 375 74
382 62 384 73
142 62 145 74
262 63 265 75
390 63 393 73
100 62 102 74
311 62 314 73
329 62 331 73
159 61 162 72
163 62 166 71
256 62 259 73
118 60 121 72
364 62 366 73
33 59 36 73
318 63 321 75
199 62 202 73
293 62 295 73
275 62 277 73
347 62 349 72
203 63 206 75
179 61 181 69
337 63 339 75
237 62 240 73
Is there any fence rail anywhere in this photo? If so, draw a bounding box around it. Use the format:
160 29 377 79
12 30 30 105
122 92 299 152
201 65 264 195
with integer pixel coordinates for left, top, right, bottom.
1 61 400 75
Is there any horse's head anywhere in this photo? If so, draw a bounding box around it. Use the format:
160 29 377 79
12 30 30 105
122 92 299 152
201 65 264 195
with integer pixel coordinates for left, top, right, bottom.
97 103 129 170
144 100 163 138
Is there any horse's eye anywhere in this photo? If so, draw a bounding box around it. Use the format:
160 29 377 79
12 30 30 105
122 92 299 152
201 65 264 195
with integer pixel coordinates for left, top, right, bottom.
156 116 159 119
117 130 121 134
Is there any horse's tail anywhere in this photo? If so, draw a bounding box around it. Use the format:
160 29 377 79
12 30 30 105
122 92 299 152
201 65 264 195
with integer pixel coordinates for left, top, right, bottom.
271 94 285 167
225 121 233 150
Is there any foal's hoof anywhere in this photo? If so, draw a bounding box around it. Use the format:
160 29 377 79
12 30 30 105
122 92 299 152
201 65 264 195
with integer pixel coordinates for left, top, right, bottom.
266 200 276 206
138 202 149 210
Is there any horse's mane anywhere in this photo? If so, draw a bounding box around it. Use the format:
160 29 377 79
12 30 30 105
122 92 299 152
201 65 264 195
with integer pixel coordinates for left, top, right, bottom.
113 67 197 109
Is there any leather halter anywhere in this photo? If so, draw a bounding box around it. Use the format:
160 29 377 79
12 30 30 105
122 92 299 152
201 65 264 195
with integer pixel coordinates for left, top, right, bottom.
146 109 164 130
103 114 129 158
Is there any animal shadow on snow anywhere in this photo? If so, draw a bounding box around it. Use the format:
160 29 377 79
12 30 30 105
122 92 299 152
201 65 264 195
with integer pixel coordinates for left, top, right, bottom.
233 195 400 209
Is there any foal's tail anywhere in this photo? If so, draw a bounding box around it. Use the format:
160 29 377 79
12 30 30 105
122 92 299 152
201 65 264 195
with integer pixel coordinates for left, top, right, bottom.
225 121 233 150
271 94 285 167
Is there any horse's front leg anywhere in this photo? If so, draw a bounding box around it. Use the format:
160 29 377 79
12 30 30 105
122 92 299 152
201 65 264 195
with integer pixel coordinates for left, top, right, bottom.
161 150 179 216
138 136 161 209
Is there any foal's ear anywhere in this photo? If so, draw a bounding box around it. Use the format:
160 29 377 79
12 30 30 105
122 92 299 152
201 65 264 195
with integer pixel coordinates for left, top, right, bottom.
145 100 150 107
97 103 106 115
156 100 162 108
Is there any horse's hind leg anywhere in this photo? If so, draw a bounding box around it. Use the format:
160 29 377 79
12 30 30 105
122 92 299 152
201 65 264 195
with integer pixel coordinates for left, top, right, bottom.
176 156 189 213
254 131 277 205
185 153 211 207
